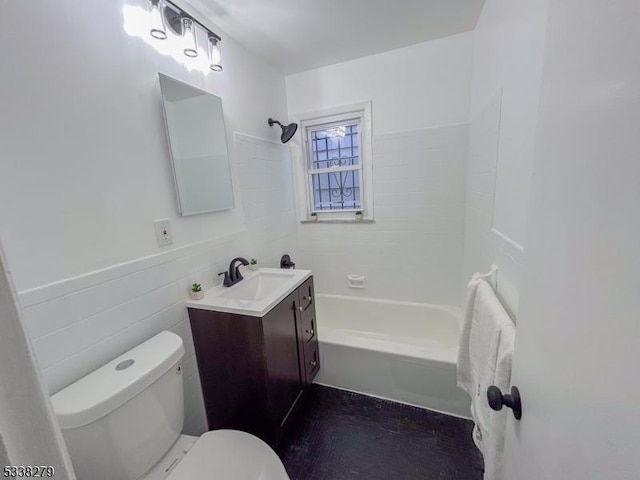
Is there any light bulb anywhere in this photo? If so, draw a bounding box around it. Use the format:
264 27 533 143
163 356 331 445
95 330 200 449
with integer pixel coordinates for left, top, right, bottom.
182 17 198 57
149 0 167 40
208 35 222 71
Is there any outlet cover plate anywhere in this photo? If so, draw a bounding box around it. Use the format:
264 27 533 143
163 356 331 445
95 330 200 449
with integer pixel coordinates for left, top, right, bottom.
154 219 173 247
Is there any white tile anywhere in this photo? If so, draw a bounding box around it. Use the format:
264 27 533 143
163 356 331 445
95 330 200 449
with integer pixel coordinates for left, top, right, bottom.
22 294 77 340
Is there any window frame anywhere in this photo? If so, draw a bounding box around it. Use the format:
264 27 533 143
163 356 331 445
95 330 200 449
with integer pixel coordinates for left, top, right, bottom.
293 102 374 222
306 118 363 214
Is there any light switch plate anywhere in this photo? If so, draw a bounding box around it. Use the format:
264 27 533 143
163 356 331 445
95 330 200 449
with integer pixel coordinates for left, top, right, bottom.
154 219 173 247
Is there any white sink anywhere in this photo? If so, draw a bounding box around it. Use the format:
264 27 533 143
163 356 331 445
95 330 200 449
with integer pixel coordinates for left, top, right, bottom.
217 271 296 302
186 268 312 317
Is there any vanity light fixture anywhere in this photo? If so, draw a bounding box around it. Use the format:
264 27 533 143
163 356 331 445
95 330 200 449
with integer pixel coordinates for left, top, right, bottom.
208 34 223 71
145 0 224 69
148 0 167 39
182 17 198 57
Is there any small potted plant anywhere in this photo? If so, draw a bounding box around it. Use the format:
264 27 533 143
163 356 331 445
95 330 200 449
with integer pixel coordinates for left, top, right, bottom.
355 210 364 221
249 258 259 271
190 283 204 300
309 212 318 222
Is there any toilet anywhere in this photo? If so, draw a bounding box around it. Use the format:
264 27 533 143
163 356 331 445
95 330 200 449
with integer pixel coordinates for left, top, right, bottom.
50 331 289 480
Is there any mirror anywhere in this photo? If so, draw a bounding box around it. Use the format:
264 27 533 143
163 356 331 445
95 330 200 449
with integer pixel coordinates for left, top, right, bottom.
158 73 234 215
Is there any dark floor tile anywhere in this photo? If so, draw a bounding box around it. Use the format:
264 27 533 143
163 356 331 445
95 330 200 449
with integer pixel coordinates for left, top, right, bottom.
280 385 483 480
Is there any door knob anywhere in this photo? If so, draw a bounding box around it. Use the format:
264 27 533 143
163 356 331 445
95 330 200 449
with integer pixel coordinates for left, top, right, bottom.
487 385 522 420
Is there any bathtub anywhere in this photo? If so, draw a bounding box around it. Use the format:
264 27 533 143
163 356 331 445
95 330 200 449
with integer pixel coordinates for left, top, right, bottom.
314 294 471 418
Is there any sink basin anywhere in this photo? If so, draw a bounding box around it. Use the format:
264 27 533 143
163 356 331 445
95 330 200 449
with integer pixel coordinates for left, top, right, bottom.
186 268 312 317
217 271 296 302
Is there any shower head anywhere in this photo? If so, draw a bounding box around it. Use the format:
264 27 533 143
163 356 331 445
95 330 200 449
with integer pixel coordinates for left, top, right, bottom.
268 118 298 144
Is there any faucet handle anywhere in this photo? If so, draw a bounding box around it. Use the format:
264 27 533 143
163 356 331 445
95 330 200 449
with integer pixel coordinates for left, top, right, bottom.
218 271 231 286
280 254 296 269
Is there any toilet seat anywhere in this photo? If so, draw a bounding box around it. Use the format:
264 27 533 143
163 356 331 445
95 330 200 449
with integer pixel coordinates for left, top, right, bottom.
166 430 290 480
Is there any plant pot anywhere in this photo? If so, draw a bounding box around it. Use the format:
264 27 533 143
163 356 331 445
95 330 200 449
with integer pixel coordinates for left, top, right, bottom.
190 290 204 300
249 264 259 271
309 216 318 222
355 214 364 221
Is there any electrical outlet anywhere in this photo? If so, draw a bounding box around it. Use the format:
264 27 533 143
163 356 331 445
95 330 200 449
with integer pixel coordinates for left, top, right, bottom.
154 219 173 247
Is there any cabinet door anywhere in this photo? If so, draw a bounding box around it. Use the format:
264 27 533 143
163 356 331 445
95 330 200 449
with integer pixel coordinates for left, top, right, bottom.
188 309 269 437
296 277 320 384
262 290 304 432
303 339 320 383
299 280 316 345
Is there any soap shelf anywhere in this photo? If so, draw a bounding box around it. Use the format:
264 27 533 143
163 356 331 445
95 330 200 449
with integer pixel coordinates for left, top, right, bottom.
347 275 366 289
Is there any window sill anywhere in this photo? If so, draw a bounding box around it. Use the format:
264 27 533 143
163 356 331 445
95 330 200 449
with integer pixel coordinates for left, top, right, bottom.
300 219 375 224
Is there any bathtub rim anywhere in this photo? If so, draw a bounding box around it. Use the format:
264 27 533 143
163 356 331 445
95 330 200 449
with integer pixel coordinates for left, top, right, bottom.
315 293 462 365
315 293 462 323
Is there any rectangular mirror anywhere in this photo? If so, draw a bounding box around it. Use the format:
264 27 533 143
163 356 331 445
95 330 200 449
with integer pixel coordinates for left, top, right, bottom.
159 73 234 215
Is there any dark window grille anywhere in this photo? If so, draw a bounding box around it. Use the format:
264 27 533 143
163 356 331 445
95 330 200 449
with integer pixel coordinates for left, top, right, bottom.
309 124 362 211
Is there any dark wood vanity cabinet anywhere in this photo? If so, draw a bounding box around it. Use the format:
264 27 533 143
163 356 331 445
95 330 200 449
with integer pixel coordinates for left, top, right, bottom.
188 276 319 448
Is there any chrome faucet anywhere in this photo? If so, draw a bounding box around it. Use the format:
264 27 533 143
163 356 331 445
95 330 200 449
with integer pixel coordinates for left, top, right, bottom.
218 257 250 287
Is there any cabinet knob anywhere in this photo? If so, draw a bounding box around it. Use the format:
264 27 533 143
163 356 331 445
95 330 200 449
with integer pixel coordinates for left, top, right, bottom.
298 306 304 312
309 360 317 367
303 295 312 301
305 329 314 336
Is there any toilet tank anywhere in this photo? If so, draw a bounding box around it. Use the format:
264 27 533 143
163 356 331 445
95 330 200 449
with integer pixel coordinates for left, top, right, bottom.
51 331 185 480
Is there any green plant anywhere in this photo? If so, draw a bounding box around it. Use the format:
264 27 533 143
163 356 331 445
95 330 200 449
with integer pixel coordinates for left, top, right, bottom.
310 212 317 217
250 258 258 265
191 283 202 292
355 210 363 216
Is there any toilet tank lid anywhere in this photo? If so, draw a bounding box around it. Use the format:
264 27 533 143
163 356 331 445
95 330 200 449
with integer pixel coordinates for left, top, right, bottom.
51 331 184 429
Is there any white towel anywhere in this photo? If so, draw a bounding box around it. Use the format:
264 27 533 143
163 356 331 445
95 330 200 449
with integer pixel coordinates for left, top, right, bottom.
457 277 515 480
483 321 515 480
457 277 504 398
456 273 483 395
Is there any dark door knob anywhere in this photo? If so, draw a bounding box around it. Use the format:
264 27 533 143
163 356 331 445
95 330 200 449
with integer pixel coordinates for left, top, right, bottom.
487 385 522 420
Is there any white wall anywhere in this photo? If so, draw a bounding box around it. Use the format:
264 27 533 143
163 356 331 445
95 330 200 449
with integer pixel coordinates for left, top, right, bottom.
286 32 473 136
286 32 473 305
0 0 289 291
0 0 294 437
463 0 549 313
0 246 75 478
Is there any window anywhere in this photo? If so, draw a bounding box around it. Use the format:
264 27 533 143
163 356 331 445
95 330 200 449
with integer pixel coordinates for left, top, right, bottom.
296 102 373 221
308 122 362 211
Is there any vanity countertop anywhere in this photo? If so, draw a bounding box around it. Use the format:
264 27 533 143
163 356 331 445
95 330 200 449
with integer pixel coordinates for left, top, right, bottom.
186 268 312 317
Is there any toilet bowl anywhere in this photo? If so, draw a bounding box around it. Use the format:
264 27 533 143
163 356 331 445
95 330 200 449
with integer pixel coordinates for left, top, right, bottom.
50 331 289 480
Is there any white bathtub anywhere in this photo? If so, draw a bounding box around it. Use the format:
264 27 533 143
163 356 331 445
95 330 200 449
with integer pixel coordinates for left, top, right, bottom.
314 294 471 418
